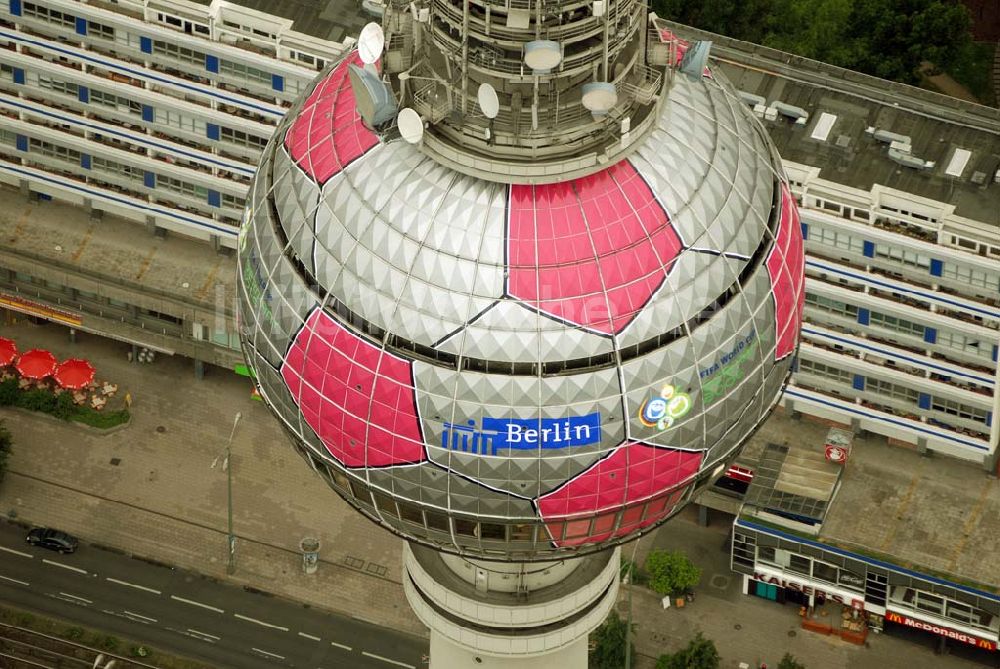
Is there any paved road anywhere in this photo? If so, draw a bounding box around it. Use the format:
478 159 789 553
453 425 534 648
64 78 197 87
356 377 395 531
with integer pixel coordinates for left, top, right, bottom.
0 522 426 669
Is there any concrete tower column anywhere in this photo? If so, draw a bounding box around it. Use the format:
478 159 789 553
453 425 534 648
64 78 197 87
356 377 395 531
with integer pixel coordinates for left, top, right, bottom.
403 542 620 668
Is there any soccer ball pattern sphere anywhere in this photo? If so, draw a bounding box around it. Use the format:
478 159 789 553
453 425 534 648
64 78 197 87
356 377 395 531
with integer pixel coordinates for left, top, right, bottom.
237 51 804 560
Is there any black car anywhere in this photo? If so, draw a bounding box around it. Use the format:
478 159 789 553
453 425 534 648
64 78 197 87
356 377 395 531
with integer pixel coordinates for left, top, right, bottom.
26 528 79 554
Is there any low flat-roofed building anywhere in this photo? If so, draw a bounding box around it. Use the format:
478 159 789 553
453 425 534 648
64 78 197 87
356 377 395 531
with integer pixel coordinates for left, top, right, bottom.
731 415 1000 659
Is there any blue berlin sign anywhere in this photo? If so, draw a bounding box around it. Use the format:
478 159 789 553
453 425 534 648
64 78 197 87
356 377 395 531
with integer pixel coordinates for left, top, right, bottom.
441 413 602 455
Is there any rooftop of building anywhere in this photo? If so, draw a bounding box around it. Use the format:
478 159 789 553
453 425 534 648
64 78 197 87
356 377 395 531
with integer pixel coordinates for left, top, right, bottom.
0 185 234 314
201 0 369 44
739 411 1000 597
661 21 1000 228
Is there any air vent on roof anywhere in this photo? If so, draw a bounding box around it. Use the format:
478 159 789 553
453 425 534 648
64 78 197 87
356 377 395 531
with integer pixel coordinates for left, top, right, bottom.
739 91 765 108
867 127 911 147
771 101 808 125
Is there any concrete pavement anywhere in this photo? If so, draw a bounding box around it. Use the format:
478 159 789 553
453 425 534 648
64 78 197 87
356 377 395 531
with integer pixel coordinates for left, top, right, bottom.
0 317 993 668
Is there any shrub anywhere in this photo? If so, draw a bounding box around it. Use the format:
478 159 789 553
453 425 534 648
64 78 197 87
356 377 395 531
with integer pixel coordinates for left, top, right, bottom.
620 557 645 585
0 421 11 486
589 611 635 669
63 626 85 641
96 634 119 651
778 653 806 669
53 392 77 421
645 549 701 597
130 645 151 658
0 378 17 406
18 388 56 413
73 408 129 429
656 632 720 669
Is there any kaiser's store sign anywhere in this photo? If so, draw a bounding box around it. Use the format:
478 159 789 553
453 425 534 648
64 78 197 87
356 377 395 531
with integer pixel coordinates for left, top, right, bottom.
885 611 997 651
753 567 864 609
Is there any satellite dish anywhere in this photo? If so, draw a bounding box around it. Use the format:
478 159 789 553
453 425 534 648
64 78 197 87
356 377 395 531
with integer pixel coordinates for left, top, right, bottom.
358 22 385 65
581 82 618 115
347 63 397 127
679 40 712 80
397 107 424 144
477 83 499 119
523 40 562 72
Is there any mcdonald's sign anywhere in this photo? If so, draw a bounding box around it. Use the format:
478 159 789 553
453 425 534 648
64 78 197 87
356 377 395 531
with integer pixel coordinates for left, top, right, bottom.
885 611 997 651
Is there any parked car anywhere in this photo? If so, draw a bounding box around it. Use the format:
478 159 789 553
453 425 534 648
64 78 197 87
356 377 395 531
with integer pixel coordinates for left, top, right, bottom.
26 528 79 554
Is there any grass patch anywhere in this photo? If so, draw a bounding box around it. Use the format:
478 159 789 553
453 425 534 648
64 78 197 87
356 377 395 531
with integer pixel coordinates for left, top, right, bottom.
0 378 129 429
0 604 213 669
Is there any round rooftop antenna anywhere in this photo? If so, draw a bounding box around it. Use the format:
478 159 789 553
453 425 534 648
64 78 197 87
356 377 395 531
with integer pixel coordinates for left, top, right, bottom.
397 107 424 144
358 22 385 65
477 83 499 119
523 40 562 72
581 82 618 115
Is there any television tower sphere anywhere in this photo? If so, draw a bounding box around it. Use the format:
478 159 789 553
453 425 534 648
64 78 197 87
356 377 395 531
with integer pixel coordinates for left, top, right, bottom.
237 9 804 564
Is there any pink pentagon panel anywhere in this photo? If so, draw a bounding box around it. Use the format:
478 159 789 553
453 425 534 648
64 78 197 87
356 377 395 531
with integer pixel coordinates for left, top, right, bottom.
280 308 425 468
536 442 703 547
283 52 378 184
507 160 683 335
766 184 805 360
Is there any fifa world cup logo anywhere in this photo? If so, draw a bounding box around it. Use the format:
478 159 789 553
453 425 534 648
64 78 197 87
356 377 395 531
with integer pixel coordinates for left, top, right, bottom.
637 384 692 430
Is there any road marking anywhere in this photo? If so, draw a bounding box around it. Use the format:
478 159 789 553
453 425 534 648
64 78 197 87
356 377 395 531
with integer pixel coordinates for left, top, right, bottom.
42 559 87 575
0 546 33 559
0 575 30 586
188 628 220 641
252 648 285 660
330 641 353 651
107 577 161 595
170 595 224 613
361 651 415 668
234 613 288 631
58 592 92 604
125 611 158 623
298 631 321 641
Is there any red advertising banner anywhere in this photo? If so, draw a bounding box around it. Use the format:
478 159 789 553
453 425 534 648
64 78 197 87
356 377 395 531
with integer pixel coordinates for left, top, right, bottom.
885 611 997 651
0 293 82 327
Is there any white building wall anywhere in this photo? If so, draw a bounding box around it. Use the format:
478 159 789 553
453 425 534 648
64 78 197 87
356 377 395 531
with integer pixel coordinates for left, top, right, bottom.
0 3 997 464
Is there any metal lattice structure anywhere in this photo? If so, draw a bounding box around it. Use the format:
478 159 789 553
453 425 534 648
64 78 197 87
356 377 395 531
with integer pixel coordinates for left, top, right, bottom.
237 7 804 561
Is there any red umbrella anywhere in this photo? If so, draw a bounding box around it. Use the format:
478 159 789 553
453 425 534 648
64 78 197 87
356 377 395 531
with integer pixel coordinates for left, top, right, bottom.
16 349 57 380
54 358 96 390
0 337 16 366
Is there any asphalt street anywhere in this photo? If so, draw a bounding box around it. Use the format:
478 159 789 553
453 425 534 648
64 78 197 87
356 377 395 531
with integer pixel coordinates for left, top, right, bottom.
0 521 426 669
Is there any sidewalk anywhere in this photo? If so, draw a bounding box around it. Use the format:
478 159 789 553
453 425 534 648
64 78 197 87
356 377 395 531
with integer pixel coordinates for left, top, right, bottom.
0 318 423 638
0 318 991 668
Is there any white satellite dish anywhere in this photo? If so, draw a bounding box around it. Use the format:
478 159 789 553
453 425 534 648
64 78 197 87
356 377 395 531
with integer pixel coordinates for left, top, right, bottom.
582 81 618 115
358 22 385 65
397 107 424 144
477 83 499 119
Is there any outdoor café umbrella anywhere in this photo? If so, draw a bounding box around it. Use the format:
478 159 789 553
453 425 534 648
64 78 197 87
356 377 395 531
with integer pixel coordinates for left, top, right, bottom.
54 358 96 390
15 349 57 380
0 337 16 366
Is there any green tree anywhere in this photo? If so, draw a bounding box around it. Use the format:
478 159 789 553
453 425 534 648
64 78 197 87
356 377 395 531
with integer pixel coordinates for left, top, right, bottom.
762 0 855 65
0 420 12 486
644 549 701 596
655 632 720 669
589 611 635 669
778 653 806 669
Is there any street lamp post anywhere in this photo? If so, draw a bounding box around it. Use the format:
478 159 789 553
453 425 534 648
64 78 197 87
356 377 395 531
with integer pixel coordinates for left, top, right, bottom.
226 411 242 575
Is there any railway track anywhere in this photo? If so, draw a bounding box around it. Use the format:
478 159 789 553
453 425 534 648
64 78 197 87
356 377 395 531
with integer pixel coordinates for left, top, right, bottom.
0 622 158 669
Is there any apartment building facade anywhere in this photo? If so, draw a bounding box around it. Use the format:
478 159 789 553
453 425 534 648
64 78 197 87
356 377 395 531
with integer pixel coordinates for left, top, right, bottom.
0 0 997 467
